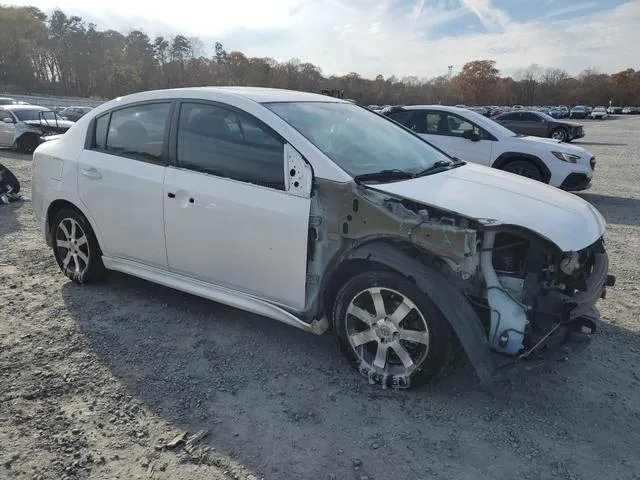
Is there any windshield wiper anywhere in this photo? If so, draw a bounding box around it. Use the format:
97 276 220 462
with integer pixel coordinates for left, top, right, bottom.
353 169 415 183
414 158 465 177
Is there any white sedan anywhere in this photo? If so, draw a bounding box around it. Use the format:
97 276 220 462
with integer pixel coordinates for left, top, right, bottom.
31 87 613 389
383 105 596 191
591 107 608 120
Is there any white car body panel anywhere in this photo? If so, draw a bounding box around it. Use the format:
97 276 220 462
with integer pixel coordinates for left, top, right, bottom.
396 106 594 188
76 150 169 269
591 109 608 119
30 87 609 351
371 163 606 252
0 118 14 145
163 167 310 310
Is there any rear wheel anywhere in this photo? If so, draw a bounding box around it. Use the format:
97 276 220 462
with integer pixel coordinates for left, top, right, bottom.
17 134 40 154
333 270 452 389
501 159 543 182
51 208 106 284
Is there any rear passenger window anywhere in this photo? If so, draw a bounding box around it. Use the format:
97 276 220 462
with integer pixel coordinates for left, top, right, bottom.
105 103 171 161
388 111 420 131
177 102 285 190
424 113 444 134
94 114 109 149
522 112 542 122
500 113 521 121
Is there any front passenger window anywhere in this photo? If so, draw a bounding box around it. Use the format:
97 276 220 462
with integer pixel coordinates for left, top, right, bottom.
445 114 475 137
177 102 285 190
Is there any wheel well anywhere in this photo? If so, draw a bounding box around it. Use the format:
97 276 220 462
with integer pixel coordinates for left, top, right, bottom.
321 242 438 324
46 200 84 237
501 157 542 174
17 132 39 143
493 154 551 183
323 259 388 323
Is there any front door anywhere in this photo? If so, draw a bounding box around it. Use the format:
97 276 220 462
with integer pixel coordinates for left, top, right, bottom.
519 112 547 137
422 111 493 166
0 110 16 146
163 101 311 310
77 102 172 269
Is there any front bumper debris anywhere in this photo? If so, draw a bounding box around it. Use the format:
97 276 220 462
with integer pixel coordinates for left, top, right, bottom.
492 307 601 378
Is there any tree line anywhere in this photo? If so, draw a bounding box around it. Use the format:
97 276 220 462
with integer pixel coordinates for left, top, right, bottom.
1 5 639 106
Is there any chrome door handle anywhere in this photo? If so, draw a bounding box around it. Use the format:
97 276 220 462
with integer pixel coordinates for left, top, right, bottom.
79 167 102 180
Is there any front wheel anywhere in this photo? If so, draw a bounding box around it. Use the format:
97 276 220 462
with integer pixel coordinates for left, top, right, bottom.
52 208 106 284
333 270 452 389
17 134 40 154
501 159 543 182
551 128 568 142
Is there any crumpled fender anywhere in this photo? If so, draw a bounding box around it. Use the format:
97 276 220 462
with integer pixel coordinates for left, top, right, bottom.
344 241 495 389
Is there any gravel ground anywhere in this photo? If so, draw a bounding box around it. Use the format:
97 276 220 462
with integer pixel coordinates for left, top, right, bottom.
1 116 639 480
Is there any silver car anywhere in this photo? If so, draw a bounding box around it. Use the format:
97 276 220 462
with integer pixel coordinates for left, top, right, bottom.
0 105 75 153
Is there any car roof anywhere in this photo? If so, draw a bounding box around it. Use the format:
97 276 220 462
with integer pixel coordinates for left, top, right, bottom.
398 105 471 113
113 87 348 105
1 104 49 111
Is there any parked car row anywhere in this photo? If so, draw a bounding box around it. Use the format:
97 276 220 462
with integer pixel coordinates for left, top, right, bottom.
31 87 614 389
382 105 594 191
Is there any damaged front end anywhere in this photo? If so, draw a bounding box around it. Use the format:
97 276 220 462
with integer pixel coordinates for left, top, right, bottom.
305 179 613 385
469 228 614 364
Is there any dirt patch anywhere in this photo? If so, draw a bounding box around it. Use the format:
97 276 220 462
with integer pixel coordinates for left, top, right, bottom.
1 119 640 480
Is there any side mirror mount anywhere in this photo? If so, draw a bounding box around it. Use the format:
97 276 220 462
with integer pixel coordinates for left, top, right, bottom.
2 117 14 124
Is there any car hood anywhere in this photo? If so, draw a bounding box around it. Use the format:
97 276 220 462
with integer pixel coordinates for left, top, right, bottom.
557 120 583 128
370 163 606 252
23 119 74 129
518 136 592 155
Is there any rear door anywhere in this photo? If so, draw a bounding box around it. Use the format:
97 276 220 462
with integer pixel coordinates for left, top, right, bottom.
416 110 453 152
387 110 452 152
0 110 16 146
77 101 173 269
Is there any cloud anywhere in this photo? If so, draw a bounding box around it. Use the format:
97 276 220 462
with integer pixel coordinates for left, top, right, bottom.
459 0 510 31
539 1 599 20
5 0 639 80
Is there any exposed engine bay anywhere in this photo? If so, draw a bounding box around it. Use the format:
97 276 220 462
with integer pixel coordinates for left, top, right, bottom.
470 230 614 358
305 178 614 367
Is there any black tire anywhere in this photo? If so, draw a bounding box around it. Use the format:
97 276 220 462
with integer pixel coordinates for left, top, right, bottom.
0 163 20 194
501 159 543 182
51 208 106 284
17 134 40 154
332 270 452 389
550 128 568 142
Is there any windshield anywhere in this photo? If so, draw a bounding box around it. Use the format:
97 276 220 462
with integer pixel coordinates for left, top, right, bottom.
13 109 60 122
265 102 452 177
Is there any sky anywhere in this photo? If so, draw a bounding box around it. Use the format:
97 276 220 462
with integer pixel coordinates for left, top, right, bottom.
6 0 640 79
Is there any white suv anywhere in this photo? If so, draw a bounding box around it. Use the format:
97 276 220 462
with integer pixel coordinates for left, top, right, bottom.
32 88 613 389
384 105 596 191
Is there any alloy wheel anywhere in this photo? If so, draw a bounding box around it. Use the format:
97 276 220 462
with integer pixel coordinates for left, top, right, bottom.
55 218 90 277
345 287 430 376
